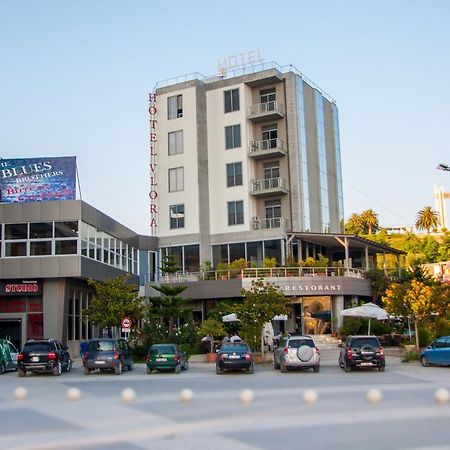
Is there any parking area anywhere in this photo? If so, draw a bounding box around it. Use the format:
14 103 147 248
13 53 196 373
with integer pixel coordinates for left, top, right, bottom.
2 349 450 449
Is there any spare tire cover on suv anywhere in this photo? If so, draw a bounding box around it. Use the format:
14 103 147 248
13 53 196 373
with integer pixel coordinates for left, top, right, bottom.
359 345 376 360
297 345 314 362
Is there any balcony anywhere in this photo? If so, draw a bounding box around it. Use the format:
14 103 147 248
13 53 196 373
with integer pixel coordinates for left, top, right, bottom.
247 101 285 122
251 217 289 231
250 177 289 197
248 139 287 159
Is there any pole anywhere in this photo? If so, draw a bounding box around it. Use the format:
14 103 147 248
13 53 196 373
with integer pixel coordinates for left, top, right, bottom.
368 317 371 335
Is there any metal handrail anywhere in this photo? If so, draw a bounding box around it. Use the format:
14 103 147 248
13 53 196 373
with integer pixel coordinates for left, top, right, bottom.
247 101 285 117
249 138 286 153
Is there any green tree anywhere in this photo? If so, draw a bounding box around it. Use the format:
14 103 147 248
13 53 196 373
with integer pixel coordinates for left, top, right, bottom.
345 213 364 235
415 206 439 234
232 278 289 356
148 284 190 337
364 268 391 302
361 209 379 235
82 275 143 335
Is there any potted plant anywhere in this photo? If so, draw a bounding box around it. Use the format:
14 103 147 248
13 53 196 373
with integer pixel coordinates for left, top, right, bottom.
198 318 226 363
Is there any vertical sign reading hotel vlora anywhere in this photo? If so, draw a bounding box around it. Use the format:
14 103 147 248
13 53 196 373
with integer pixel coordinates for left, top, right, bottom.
148 93 158 236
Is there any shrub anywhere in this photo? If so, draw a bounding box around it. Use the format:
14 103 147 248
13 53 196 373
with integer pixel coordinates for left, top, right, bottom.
418 326 434 347
339 317 363 336
402 349 420 362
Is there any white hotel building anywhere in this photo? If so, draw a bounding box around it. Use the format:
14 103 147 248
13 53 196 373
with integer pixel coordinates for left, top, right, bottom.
150 62 403 334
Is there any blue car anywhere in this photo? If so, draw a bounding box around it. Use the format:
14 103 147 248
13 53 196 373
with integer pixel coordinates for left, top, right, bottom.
420 336 450 367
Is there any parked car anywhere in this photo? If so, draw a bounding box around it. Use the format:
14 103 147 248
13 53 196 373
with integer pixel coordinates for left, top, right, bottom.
83 338 134 375
216 342 254 374
273 335 320 373
339 335 385 372
17 339 72 377
146 343 188 374
0 339 18 373
420 336 450 367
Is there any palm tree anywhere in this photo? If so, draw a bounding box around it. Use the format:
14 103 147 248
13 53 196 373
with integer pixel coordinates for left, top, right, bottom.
345 213 364 235
361 209 379 235
415 206 439 234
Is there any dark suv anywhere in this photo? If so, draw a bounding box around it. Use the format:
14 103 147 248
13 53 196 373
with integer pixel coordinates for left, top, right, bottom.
17 339 72 377
83 338 133 375
339 335 385 372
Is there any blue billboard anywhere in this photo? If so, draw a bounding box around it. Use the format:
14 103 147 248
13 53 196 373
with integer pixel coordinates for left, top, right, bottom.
0 156 76 203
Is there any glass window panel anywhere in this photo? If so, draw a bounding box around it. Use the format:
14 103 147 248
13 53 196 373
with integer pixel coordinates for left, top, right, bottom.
168 130 183 156
169 167 184 192
0 297 26 313
30 222 53 239
170 204 185 229
5 223 28 239
55 221 78 237
30 241 52 256
27 297 43 313
225 125 241 149
229 243 245 262
168 94 182 119
5 242 27 256
184 244 199 272
55 240 77 255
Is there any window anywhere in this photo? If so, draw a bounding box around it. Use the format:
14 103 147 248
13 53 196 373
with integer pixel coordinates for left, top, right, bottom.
55 240 77 255
55 221 78 237
30 241 52 256
262 124 278 149
265 199 281 228
224 88 240 113
5 223 28 239
168 167 184 192
168 130 183 155
30 222 53 239
225 124 241 149
168 94 183 119
170 204 185 229
260 87 276 105
228 201 244 225
226 162 242 187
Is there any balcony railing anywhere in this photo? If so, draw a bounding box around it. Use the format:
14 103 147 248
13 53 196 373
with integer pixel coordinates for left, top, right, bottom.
250 177 288 196
247 101 285 122
248 139 287 159
150 267 365 283
251 217 288 231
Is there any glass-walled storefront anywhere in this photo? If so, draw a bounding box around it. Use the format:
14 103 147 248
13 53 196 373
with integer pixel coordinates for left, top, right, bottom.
212 239 282 268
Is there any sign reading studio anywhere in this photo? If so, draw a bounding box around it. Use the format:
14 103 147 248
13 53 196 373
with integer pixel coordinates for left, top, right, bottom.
0 280 42 296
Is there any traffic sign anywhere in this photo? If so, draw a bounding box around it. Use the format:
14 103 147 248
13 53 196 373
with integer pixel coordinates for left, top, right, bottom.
121 317 132 330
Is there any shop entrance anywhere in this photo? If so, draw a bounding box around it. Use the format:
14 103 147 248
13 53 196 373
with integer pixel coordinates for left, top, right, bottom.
303 297 331 335
0 319 22 349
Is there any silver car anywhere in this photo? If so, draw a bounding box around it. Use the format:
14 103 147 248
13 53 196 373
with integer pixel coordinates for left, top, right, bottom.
274 335 320 373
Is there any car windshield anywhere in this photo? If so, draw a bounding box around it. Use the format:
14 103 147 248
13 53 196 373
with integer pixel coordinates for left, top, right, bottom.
150 345 175 355
221 344 249 352
88 341 115 352
350 338 380 348
23 342 51 352
288 339 314 349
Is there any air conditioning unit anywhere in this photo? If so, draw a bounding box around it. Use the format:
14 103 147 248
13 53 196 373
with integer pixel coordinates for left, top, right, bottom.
251 216 259 221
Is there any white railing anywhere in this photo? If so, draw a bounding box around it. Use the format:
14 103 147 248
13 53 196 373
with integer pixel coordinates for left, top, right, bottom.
248 101 285 117
250 177 288 193
249 138 286 154
151 267 365 283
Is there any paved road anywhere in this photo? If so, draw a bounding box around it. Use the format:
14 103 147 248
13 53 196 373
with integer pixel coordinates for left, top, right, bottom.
2 349 450 449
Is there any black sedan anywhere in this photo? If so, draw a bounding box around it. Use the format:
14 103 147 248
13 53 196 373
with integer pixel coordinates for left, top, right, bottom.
216 342 254 374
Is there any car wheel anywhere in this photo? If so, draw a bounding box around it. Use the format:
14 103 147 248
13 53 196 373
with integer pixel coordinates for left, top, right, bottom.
0 362 5 375
313 365 320 373
216 366 223 375
52 361 62 376
146 366 152 374
274 359 280 370
84 366 91 375
248 364 254 374
280 363 287 373
420 356 429 367
18 368 26 377
175 364 181 374
115 363 122 375
378 366 385 372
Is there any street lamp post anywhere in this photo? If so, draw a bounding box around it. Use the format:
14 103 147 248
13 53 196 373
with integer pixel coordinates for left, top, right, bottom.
437 163 450 172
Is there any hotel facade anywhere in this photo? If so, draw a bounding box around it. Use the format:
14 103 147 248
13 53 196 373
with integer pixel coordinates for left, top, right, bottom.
150 62 403 335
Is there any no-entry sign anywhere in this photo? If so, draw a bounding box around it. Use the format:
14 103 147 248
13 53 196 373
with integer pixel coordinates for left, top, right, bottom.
121 317 132 332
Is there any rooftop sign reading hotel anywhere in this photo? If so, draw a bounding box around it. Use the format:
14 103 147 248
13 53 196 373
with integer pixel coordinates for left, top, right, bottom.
0 156 76 203
148 93 158 235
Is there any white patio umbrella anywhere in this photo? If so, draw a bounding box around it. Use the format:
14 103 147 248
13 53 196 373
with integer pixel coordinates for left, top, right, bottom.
222 313 239 323
340 302 389 335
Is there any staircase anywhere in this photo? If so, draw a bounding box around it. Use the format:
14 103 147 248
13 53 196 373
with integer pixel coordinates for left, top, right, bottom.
311 334 340 350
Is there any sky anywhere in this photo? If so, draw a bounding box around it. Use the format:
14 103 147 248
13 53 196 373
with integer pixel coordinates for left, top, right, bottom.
1 0 449 235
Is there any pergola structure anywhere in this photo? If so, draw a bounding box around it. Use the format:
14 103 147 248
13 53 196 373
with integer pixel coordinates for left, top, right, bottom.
286 232 405 276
